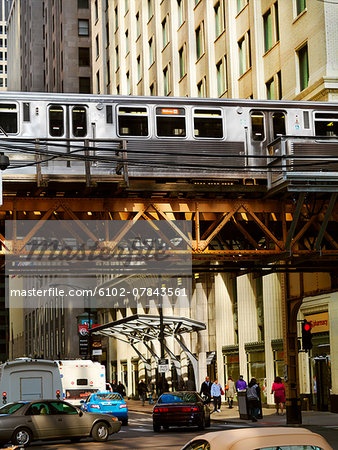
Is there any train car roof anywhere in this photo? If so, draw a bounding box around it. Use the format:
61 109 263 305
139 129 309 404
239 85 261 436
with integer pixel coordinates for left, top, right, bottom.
0 91 337 110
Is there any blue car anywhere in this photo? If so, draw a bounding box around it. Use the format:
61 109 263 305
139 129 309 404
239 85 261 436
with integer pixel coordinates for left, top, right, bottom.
81 392 128 425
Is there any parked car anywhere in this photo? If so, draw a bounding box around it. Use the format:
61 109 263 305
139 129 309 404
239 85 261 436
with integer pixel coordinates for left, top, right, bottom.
153 391 210 432
81 392 128 425
181 427 333 450
0 399 121 447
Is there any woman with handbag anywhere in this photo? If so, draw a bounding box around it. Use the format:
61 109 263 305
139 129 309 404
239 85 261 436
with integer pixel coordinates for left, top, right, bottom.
226 376 235 408
211 378 223 413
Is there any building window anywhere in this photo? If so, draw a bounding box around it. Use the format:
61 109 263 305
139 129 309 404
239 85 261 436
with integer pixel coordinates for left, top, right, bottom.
77 0 89 8
177 0 184 27
136 12 140 38
277 70 282 99
163 65 169 95
95 35 99 58
78 19 89 36
216 57 226 96
148 0 152 20
263 10 272 52
197 77 206 97
298 43 309 91
115 6 118 31
96 70 100 93
237 0 247 13
238 32 251 76
150 83 155 96
148 37 154 66
125 30 129 54
179 46 185 79
78 47 90 66
162 16 169 48
266 77 275 100
115 46 119 70
296 0 306 16
125 0 129 14
126 71 130 94
94 0 98 21
274 2 280 41
214 2 222 38
107 60 111 85
0 65 2 74
137 56 141 82
106 22 110 46
195 23 204 60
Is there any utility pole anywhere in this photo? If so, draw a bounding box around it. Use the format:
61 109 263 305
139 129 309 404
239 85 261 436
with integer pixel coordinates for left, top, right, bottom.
159 275 166 394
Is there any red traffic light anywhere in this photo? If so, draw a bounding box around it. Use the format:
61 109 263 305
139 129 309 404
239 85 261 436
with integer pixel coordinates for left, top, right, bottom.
2 392 6 397
304 323 311 331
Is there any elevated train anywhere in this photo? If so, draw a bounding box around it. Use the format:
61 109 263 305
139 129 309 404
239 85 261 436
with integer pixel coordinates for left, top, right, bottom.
0 92 337 183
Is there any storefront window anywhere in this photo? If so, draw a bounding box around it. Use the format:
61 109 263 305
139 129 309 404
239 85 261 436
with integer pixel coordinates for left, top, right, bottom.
273 350 284 379
247 350 266 402
223 353 239 387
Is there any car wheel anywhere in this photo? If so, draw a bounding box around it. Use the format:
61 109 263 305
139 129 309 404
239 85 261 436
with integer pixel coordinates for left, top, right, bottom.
153 423 161 432
12 428 32 447
91 422 110 442
198 416 206 430
122 418 128 426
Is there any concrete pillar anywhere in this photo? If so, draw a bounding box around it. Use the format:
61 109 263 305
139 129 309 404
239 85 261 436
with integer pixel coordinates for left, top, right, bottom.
237 274 259 379
263 273 283 405
127 357 133 397
215 273 236 387
329 291 338 396
195 277 209 389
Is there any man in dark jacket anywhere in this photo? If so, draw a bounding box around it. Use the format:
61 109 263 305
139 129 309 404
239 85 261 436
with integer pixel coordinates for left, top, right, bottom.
200 376 211 403
138 380 147 406
116 381 126 397
246 378 261 422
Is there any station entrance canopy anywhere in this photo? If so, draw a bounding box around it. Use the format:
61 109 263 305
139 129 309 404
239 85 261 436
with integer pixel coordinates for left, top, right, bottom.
91 314 206 387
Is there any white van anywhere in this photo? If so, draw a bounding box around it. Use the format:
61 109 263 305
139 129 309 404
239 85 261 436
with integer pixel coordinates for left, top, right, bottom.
0 358 62 404
57 360 106 406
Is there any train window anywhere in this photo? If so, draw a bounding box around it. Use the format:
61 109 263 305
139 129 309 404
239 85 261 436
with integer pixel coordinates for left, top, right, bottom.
0 103 18 134
72 106 87 137
49 105 64 137
193 109 223 138
156 107 186 137
117 106 148 136
272 112 286 139
303 111 310 129
23 103 30 122
106 105 113 124
314 112 338 137
251 112 265 141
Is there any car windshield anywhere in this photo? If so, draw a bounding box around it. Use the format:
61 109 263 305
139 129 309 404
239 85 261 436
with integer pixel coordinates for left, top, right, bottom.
94 393 122 401
158 393 199 403
0 403 25 414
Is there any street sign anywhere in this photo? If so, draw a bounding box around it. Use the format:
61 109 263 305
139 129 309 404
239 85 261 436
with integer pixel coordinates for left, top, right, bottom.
158 358 169 373
92 349 102 356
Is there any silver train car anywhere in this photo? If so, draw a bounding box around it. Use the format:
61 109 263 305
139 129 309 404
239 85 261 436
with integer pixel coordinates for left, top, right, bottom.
0 92 337 181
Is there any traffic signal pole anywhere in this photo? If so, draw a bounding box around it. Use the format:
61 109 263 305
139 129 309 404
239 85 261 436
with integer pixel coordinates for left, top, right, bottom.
281 272 303 424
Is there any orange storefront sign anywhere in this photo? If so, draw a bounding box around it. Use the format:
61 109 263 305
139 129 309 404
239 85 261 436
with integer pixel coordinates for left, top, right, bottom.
305 312 329 333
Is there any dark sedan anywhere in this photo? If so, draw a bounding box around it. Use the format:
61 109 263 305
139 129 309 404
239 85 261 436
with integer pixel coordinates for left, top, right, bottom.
0 400 121 447
153 391 210 432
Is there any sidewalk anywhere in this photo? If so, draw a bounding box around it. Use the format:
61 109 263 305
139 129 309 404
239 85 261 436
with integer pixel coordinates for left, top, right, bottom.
126 399 338 427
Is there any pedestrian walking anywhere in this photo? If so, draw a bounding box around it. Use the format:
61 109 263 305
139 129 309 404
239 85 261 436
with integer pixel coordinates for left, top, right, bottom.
246 378 261 422
177 377 186 391
271 376 286 415
225 376 235 408
138 380 147 406
211 378 223 413
147 381 155 405
116 381 126 397
200 376 211 403
235 375 247 392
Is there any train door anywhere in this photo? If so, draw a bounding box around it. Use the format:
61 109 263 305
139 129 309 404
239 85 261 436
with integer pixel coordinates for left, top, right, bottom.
249 110 286 166
48 104 88 139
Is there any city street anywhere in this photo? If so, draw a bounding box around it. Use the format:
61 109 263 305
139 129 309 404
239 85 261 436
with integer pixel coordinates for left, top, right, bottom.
4 411 337 450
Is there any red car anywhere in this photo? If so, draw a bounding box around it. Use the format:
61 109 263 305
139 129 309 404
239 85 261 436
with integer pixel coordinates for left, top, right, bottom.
153 391 210 432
